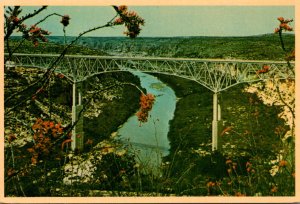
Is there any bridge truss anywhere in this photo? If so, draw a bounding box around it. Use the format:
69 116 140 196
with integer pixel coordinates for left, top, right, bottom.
5 53 295 151
5 53 294 92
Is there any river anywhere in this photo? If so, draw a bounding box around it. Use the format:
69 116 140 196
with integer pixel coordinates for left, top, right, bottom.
117 71 176 169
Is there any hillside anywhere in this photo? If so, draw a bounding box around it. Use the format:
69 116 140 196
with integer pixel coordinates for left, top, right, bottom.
8 34 295 60
48 34 295 60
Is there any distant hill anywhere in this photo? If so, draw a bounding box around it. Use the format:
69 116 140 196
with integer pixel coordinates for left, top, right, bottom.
7 36 109 56
8 34 294 60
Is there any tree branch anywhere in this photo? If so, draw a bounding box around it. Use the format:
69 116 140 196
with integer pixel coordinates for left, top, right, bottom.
4 6 48 41
34 12 63 26
5 16 118 108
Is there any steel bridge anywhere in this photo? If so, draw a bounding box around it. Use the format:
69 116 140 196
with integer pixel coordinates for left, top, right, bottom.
5 53 295 151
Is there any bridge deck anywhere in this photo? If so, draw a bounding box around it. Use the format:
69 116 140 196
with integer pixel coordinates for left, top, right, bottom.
5 53 294 92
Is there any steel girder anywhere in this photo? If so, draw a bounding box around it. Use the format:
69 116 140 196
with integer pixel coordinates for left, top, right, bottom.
5 53 294 92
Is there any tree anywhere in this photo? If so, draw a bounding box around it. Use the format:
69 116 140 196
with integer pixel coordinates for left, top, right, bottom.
4 5 156 196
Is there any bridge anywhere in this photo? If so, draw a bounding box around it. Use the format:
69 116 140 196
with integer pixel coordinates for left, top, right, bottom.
5 53 295 151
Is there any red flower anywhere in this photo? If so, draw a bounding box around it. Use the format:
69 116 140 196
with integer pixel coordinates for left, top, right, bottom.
235 192 246 196
57 73 65 78
61 139 72 150
27 148 35 153
220 126 232 136
113 5 145 38
206 181 215 187
12 16 19 24
8 134 17 143
60 15 70 27
275 17 293 33
279 160 288 167
271 186 278 193
256 65 270 75
33 40 39 47
7 168 16 177
285 50 295 61
85 139 93 145
136 93 155 124
118 5 128 12
29 25 41 34
274 28 280 33
31 156 37 165
114 17 124 25
277 17 284 22
225 159 232 165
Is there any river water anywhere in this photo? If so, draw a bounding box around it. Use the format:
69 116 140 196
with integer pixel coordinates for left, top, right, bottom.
117 71 176 168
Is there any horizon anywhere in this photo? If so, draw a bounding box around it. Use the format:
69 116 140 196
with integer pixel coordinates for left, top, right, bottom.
10 32 295 39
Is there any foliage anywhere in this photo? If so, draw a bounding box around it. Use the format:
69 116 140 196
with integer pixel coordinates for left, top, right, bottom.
113 5 145 38
4 5 149 197
136 93 156 124
148 16 295 196
28 118 64 165
4 10 295 196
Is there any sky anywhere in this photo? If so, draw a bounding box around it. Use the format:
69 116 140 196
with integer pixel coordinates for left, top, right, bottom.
10 6 295 37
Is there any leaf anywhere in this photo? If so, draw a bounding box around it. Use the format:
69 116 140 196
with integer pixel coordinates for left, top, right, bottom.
61 139 72 150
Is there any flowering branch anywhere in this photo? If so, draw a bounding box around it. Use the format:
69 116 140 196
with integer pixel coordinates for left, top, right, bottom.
274 17 293 52
274 17 295 74
5 5 144 112
136 93 156 124
4 9 65 63
112 5 145 38
4 6 47 41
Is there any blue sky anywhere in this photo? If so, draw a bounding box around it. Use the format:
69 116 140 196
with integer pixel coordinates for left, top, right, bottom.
12 6 295 37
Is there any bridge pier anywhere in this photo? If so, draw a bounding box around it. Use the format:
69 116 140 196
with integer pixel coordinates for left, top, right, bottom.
71 82 84 151
212 92 221 151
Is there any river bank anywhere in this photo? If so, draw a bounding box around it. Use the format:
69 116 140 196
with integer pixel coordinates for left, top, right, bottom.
117 71 176 170
4 67 143 196
151 73 288 195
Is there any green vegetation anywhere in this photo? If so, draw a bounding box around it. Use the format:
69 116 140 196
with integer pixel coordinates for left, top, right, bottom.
153 73 294 196
4 64 143 195
8 34 294 60
6 37 108 55
5 33 295 196
4 37 145 196
46 34 295 60
82 72 141 147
